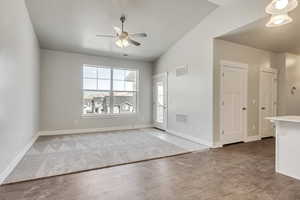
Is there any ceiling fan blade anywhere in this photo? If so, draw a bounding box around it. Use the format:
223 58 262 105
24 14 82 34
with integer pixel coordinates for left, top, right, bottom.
130 33 147 38
113 26 122 34
128 38 141 46
96 34 116 38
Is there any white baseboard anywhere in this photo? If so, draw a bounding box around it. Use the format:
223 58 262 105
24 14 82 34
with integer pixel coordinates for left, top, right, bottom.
0 134 39 185
277 169 300 181
212 142 223 148
244 135 261 143
213 135 261 148
39 124 154 136
166 129 213 147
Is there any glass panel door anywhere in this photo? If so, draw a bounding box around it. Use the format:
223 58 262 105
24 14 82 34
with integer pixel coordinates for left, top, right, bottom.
153 73 167 130
156 81 164 123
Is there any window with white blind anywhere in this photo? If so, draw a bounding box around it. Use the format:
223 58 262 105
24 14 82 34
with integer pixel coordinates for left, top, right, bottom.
82 65 138 116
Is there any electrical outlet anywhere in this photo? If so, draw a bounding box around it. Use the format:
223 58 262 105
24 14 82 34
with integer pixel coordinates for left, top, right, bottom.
252 125 256 130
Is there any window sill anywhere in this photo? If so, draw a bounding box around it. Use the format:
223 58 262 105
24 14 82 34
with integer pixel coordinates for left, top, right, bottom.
81 113 138 119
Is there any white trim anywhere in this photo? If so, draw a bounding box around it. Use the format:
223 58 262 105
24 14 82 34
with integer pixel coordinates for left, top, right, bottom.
244 135 261 143
212 141 223 148
39 124 153 136
259 69 278 138
152 72 168 79
153 72 168 130
277 169 300 181
0 134 39 185
166 129 213 147
213 135 261 148
259 67 278 74
220 61 248 145
220 60 249 70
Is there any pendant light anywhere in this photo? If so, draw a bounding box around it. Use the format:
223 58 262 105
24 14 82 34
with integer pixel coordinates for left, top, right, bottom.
266 13 293 27
266 0 298 15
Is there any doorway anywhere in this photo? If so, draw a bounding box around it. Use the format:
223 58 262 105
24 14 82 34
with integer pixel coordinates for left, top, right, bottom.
220 61 248 145
153 73 168 130
259 68 278 138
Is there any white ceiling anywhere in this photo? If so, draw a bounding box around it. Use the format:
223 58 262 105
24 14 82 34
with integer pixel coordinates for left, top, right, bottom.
207 0 236 6
25 0 217 61
218 7 300 55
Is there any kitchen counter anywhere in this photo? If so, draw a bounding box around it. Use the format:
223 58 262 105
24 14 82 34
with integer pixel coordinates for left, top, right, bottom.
268 116 300 180
268 116 300 123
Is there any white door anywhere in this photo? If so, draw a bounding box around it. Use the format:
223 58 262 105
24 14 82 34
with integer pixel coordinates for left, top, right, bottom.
153 73 167 130
220 62 248 145
259 70 277 138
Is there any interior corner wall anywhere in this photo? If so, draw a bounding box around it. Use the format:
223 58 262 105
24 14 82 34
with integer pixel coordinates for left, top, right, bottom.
213 39 277 143
154 0 270 146
40 49 153 132
0 0 40 176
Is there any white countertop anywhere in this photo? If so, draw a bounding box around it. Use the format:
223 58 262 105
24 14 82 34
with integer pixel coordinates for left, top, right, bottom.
267 116 300 123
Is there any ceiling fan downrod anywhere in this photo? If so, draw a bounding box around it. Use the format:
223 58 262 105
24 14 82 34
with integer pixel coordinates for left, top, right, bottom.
120 15 126 32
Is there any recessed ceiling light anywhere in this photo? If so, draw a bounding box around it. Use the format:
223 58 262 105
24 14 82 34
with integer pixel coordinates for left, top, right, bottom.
266 13 293 27
266 0 298 15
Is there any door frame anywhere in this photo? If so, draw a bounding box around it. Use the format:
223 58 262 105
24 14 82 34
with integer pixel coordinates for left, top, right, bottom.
220 60 248 145
152 72 168 130
259 67 278 138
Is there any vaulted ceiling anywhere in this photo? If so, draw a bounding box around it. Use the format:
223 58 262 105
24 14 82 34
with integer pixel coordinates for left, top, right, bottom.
218 6 300 55
25 0 218 61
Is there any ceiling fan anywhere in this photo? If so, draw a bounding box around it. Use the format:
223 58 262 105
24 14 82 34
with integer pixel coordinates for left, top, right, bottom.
96 15 148 48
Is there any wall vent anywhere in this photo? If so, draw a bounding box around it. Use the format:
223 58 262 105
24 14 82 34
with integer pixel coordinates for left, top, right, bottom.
176 114 188 123
176 65 188 77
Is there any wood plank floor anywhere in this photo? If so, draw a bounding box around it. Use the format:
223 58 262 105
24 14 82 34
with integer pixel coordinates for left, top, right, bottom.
1 138 300 200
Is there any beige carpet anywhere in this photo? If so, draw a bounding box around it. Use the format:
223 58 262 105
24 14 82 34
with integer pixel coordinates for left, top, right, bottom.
4 129 206 184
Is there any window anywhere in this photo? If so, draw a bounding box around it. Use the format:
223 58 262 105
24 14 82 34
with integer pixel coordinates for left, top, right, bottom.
82 65 138 116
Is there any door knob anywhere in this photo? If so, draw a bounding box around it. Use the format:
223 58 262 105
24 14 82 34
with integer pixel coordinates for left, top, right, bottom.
261 107 266 110
242 107 247 110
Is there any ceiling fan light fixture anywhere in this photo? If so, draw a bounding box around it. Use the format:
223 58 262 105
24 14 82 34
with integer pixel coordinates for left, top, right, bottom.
97 14 147 48
266 13 293 27
115 38 130 48
266 0 298 14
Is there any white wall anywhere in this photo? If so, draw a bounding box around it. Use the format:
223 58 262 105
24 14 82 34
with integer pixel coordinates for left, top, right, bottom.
40 49 153 132
0 0 40 177
273 53 287 115
285 53 300 115
271 53 300 116
214 39 277 142
154 0 270 146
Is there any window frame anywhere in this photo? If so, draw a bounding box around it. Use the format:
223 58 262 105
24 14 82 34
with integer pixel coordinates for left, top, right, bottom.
81 64 139 118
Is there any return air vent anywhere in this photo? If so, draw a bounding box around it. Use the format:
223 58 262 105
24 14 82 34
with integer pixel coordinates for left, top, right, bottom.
176 114 188 123
176 65 188 77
